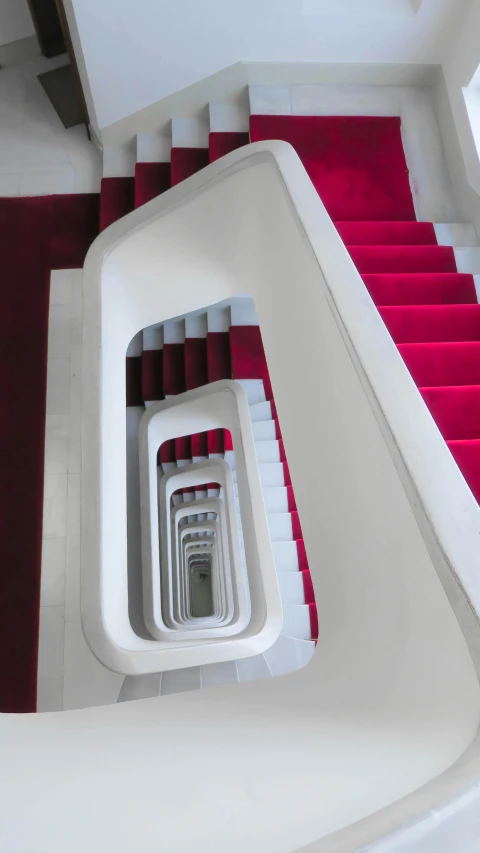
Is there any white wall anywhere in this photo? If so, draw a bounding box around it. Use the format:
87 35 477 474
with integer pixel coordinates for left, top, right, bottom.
434 0 480 236
69 0 467 132
0 0 34 47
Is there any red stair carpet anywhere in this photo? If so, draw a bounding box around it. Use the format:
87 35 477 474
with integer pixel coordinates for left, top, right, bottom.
5 113 476 710
0 194 99 712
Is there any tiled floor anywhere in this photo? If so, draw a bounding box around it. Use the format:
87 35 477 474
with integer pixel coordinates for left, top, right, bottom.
0 52 101 194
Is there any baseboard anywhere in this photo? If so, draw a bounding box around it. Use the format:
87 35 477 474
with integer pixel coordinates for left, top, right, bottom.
100 60 440 147
0 35 40 67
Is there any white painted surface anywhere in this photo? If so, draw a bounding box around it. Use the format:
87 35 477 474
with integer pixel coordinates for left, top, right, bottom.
0 0 34 47
171 116 209 149
72 142 480 850
0 54 100 194
67 0 467 132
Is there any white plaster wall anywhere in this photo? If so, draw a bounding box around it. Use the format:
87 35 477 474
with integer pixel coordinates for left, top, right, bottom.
433 0 480 236
68 0 467 131
0 0 34 46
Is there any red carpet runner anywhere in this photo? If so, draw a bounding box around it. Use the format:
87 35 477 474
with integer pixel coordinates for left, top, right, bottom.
0 195 99 712
5 111 477 710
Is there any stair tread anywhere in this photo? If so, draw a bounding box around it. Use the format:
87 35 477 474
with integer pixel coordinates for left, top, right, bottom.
363 273 477 306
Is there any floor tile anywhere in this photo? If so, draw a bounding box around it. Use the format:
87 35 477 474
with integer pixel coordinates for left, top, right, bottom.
40 537 66 606
36 677 64 712
43 474 68 538
64 473 81 623
68 346 82 474
50 269 73 306
44 413 69 475
161 666 202 695
63 620 123 710
37 605 65 679
46 358 70 415
200 661 239 689
47 304 72 358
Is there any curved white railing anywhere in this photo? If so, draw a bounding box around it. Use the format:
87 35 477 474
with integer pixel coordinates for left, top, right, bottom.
1 142 480 852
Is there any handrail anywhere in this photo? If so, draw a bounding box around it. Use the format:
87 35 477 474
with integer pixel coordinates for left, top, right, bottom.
0 142 479 853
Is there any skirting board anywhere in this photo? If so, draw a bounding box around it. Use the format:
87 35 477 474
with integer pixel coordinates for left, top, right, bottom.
100 60 441 147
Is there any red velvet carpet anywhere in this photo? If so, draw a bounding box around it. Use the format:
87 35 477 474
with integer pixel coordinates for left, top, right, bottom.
6 113 478 710
0 194 99 713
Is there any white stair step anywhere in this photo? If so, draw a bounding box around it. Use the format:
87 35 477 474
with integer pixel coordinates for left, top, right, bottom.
207 304 231 332
268 512 293 541
278 572 306 605
255 439 281 464
172 117 209 149
232 461 286 488
259 462 286 487
230 297 258 326
252 419 276 441
143 323 163 351
282 605 312 640
163 319 185 344
434 223 478 247
185 313 208 338
235 379 266 405
249 85 292 117
126 331 143 357
102 139 136 177
209 102 249 133
261 486 290 513
272 541 299 572
160 666 202 695
117 674 161 702
236 654 272 683
263 635 315 678
235 483 289 513
249 400 273 422
200 661 239 689
454 247 480 274
136 132 171 163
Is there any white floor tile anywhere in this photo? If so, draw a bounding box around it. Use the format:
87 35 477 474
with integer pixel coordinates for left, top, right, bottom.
46 358 70 415
70 273 83 346
43 474 67 538
117 674 162 702
200 661 239 689
68 345 82 474
63 620 123 710
236 654 272 683
161 667 202 695
37 605 65 678
40 537 66 606
44 413 69 475
48 303 72 358
50 269 73 306
36 677 64 712
64 473 81 623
